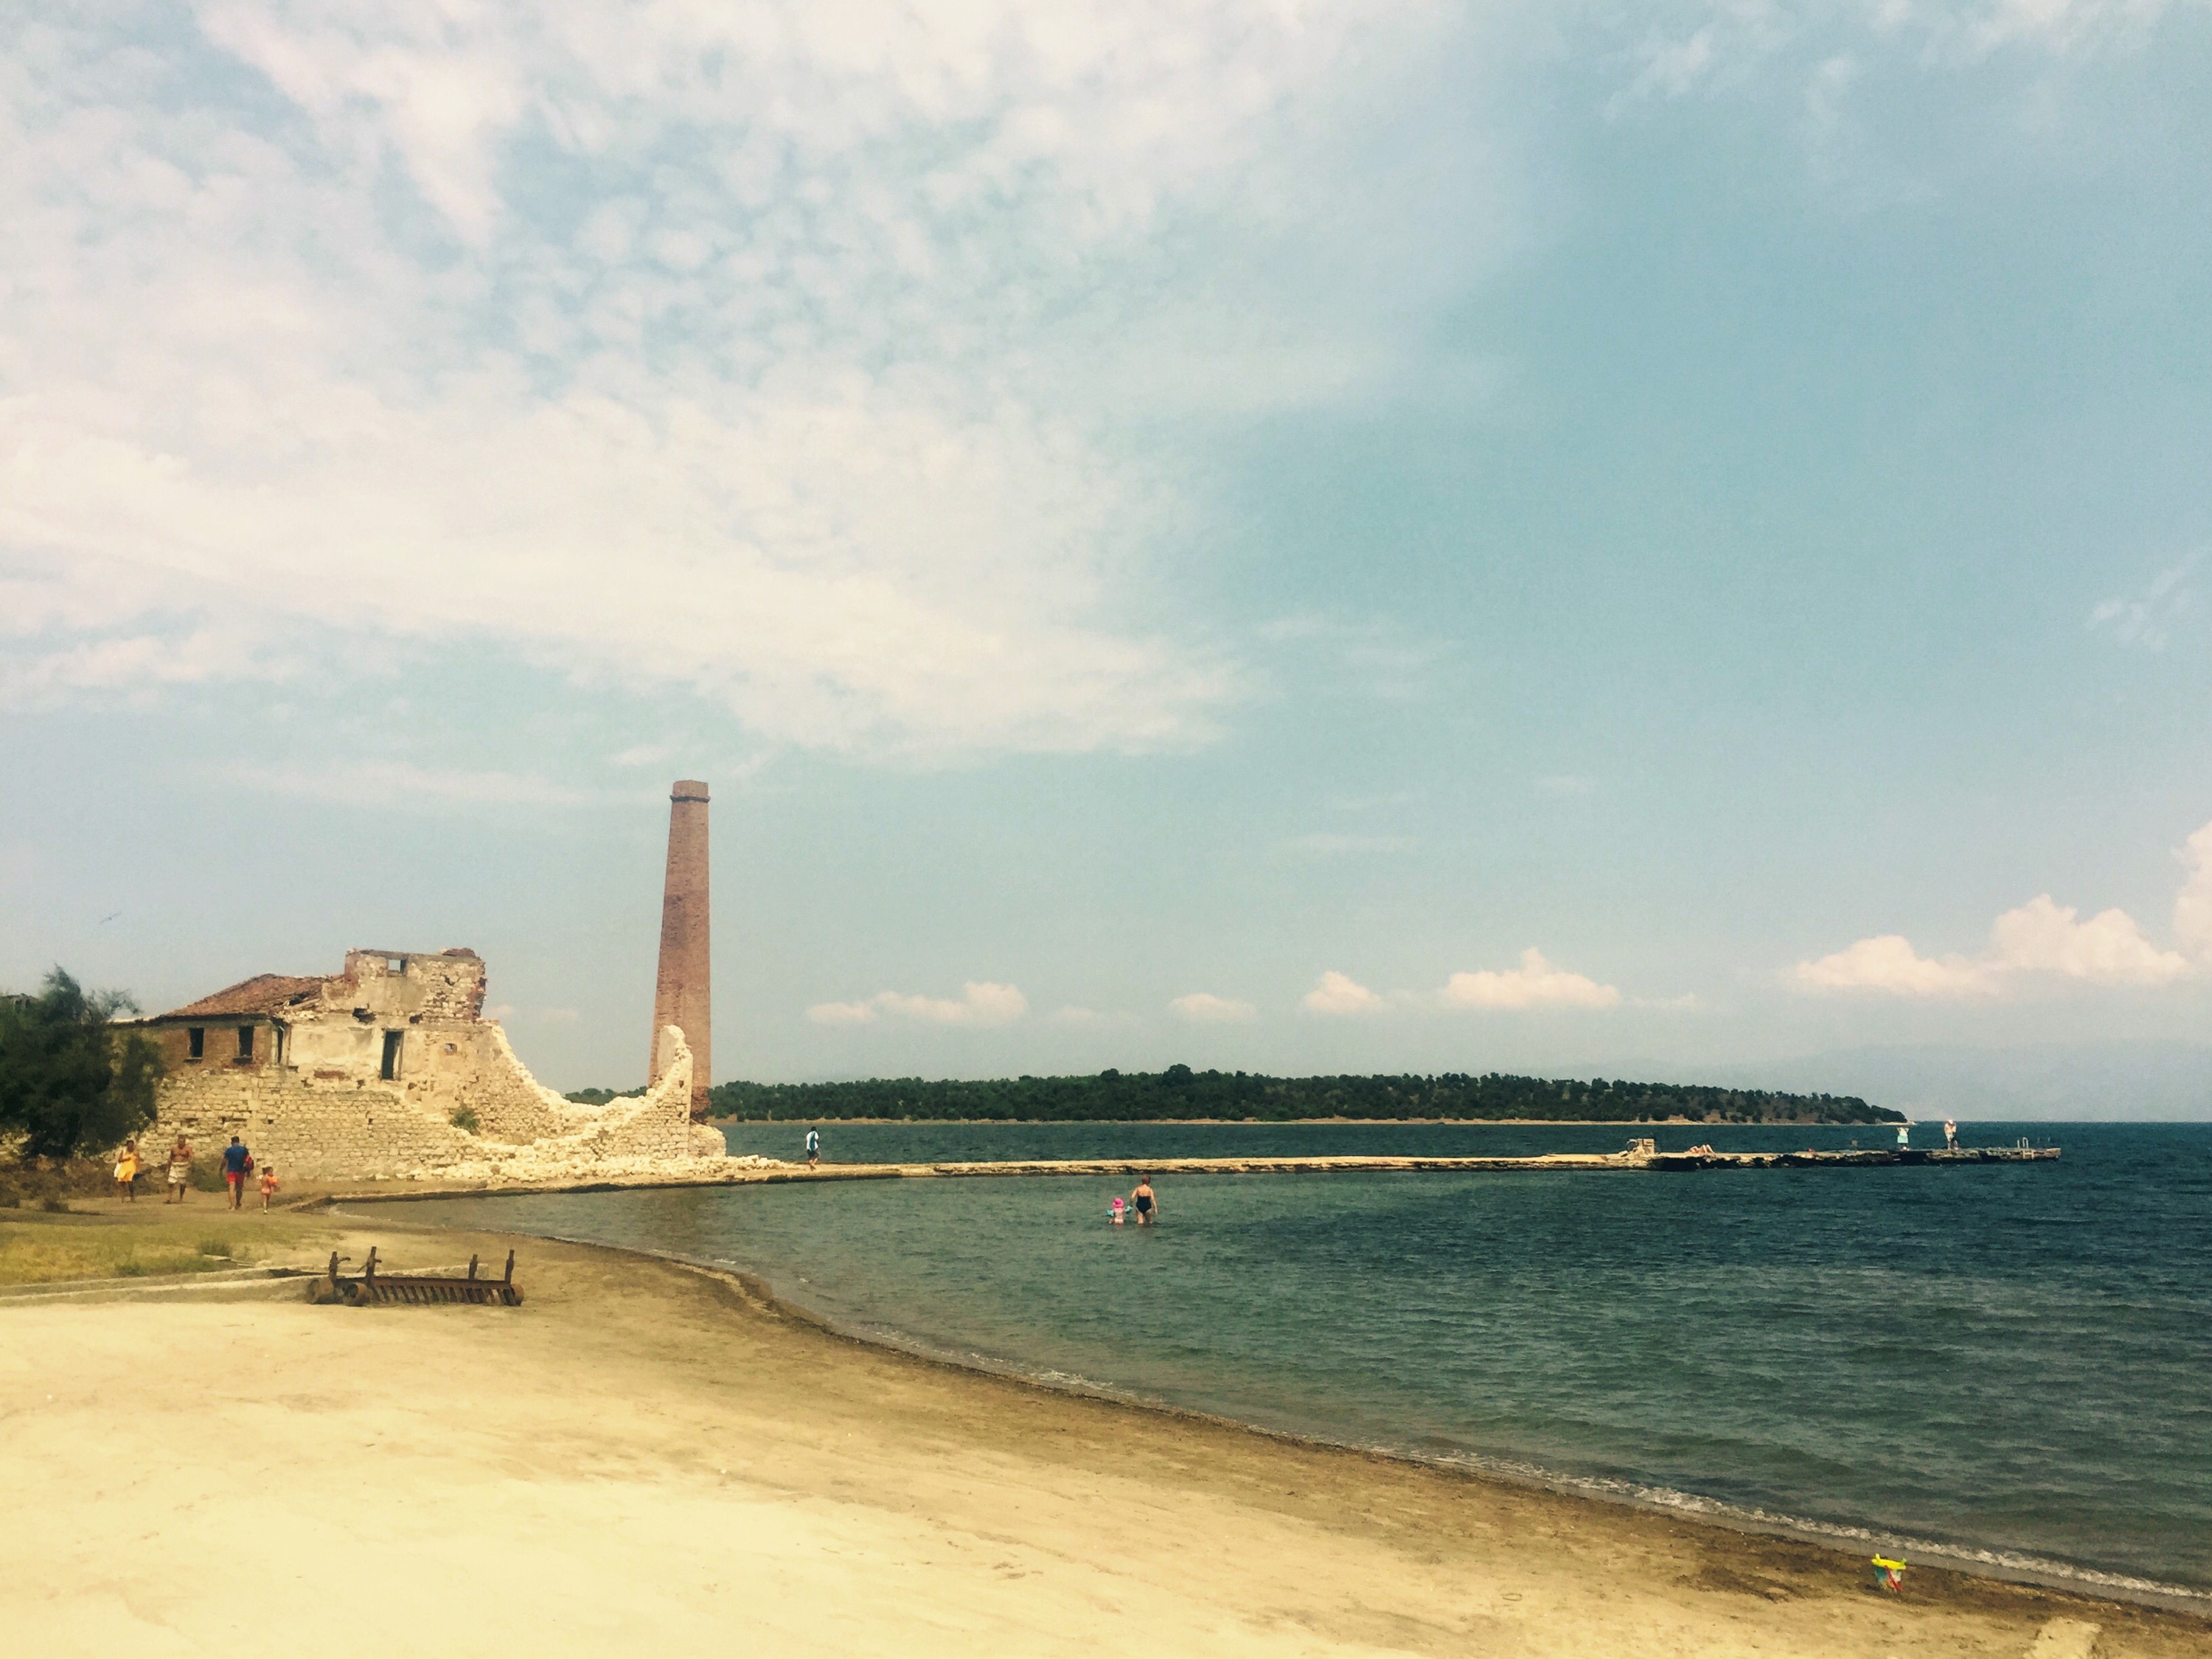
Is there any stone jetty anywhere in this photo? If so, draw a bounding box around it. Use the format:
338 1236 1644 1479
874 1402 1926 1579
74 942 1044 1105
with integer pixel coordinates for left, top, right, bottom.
330 1139 2059 1203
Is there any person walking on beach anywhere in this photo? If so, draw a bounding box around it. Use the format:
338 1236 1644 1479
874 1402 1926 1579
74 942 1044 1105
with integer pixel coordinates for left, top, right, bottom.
220 1135 252 1210
165 1135 192 1203
113 1140 139 1202
1130 1177 1158 1225
804 1127 820 1169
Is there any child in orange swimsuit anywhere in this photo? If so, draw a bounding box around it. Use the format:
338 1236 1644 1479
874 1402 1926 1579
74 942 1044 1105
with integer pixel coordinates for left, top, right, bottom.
257 1166 279 1211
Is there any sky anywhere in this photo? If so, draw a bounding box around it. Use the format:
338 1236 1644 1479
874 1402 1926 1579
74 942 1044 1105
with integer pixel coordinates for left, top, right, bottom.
5 1 2212 1113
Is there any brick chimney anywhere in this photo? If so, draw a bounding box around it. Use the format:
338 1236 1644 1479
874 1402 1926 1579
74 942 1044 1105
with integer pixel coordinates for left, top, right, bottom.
650 780 712 1117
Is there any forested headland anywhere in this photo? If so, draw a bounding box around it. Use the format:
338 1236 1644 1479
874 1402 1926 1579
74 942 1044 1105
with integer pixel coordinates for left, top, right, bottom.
705 1067 1899 1124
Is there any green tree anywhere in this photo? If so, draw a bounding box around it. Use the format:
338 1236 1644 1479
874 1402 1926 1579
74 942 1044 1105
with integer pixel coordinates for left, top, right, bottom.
0 969 163 1160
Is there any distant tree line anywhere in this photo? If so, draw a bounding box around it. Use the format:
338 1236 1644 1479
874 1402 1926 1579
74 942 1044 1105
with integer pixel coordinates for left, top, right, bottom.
706 1066 1901 1124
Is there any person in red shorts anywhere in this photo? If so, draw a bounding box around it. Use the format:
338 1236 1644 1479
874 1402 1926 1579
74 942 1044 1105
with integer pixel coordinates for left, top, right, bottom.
220 1135 252 1210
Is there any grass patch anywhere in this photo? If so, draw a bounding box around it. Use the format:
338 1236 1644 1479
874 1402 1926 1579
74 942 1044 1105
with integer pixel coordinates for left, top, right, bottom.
450 1106 481 1135
0 1224 262 1287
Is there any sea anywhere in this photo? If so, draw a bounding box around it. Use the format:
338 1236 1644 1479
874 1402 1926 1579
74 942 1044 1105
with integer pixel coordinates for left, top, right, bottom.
399 1120 2211 1604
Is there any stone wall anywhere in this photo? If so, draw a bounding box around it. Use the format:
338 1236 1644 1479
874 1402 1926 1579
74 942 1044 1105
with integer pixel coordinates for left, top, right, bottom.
144 1027 719 1180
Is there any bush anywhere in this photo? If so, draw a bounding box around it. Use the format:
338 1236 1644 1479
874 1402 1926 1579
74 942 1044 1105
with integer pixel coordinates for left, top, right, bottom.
0 969 163 1159
0 1156 115 1208
449 1106 481 1135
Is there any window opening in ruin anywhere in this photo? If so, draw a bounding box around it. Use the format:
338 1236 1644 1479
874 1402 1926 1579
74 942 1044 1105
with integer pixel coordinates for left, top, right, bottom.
187 1026 204 1060
386 956 404 973
236 1026 254 1061
380 1030 402 1081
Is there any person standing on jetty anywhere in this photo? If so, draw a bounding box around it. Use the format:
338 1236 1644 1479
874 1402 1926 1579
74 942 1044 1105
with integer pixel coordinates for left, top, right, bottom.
165 1135 192 1203
220 1135 252 1210
804 1127 820 1169
1130 1177 1158 1225
1944 1119 1958 1150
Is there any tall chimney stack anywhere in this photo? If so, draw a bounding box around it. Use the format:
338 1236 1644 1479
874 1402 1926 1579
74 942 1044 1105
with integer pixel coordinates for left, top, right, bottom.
650 780 712 1118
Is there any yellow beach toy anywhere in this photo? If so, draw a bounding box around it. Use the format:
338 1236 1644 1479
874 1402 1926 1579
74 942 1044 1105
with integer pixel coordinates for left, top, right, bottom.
1871 1556 1908 1593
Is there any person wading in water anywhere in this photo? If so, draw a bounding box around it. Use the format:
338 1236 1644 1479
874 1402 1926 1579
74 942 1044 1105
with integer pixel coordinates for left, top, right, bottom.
1129 1177 1159 1225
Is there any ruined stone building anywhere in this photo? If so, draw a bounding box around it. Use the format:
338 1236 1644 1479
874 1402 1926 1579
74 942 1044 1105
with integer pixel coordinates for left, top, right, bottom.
133 947 726 1180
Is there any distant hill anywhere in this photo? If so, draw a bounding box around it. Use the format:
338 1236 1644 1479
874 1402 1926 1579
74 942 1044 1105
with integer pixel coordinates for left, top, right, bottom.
707 1067 1900 1124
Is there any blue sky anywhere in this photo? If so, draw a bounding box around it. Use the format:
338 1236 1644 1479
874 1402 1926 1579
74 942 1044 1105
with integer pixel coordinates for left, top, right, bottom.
5 1 2212 1108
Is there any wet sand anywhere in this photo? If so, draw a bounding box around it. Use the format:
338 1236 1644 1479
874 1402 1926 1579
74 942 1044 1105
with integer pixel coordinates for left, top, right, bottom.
2 1217 2202 1658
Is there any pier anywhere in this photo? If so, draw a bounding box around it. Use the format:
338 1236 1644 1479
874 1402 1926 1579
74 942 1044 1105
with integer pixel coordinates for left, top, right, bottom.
330 1141 2061 1204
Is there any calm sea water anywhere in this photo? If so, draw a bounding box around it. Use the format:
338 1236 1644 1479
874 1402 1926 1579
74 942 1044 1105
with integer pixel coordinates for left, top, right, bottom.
400 1121 2211 1600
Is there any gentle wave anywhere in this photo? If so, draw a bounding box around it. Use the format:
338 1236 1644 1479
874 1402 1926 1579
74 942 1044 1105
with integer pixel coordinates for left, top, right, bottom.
390 1121 2212 1604
816 1301 2212 1613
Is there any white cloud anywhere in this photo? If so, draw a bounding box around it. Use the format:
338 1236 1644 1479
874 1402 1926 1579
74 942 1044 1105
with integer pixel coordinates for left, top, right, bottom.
1301 970 1385 1015
1439 949 1621 1011
0 625 289 713
0 3 1470 757
803 1000 879 1027
1794 934 1997 998
1986 894 2189 984
1796 844 2209 997
806 981 1028 1026
1169 992 1258 1023
1621 0 2191 101
2090 556 2198 650
236 760 597 810
2176 820 2212 961
1968 0 2191 55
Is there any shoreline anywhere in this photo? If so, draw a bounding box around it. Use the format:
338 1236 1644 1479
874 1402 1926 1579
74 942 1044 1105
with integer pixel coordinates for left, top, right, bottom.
8 1197 2206 1655
709 1115 1905 1126
381 1203 2206 1620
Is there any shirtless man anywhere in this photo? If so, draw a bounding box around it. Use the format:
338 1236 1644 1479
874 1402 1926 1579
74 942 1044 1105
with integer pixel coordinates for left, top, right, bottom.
1130 1177 1158 1225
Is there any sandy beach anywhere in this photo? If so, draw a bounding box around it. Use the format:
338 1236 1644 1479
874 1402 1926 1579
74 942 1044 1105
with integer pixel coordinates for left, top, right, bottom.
1 1203 2202 1659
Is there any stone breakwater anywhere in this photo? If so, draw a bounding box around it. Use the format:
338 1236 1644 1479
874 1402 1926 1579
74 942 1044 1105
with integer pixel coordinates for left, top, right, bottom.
327 1143 2057 1203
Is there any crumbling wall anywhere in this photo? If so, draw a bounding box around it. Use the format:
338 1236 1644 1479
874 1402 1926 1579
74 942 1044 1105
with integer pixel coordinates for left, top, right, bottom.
142 1022 718 1181
340 949 487 1022
434 1029 723 1178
